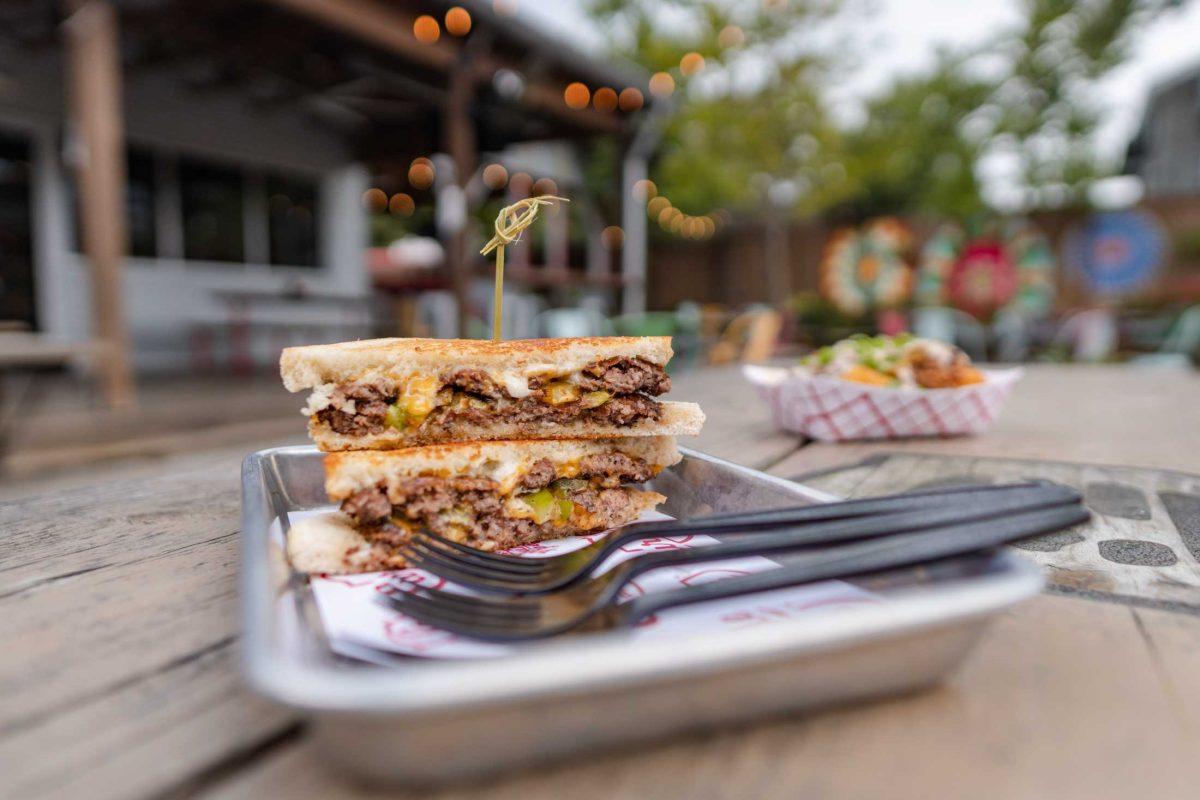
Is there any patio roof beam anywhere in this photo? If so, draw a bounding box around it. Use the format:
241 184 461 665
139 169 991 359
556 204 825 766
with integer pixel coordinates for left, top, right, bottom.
258 0 625 134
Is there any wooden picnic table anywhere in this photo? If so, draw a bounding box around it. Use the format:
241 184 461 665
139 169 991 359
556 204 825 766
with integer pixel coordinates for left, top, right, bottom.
2 364 1198 799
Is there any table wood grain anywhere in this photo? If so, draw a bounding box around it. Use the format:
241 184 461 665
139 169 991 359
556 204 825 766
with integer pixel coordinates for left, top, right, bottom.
1 364 1197 800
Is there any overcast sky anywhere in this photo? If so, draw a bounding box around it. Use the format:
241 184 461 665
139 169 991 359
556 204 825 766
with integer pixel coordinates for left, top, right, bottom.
519 0 1200 179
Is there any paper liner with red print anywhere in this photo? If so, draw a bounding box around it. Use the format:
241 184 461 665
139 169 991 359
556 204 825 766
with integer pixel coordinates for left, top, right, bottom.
744 365 1022 442
294 508 879 660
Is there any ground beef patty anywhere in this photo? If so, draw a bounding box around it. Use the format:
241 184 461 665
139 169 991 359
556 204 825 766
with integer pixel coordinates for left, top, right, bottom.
579 452 654 487
314 358 669 436
341 461 646 549
575 357 671 396
316 382 391 436
520 458 556 490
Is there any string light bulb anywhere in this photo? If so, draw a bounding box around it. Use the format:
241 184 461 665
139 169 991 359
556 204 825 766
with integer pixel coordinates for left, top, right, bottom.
563 82 590 109
718 25 745 48
482 163 508 190
408 160 435 189
618 87 644 112
632 178 657 201
445 7 471 36
388 193 415 217
593 87 618 112
362 188 387 213
412 15 440 43
601 226 625 250
680 52 705 76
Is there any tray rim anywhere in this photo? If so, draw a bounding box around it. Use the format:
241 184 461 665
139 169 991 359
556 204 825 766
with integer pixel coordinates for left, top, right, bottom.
240 445 1044 714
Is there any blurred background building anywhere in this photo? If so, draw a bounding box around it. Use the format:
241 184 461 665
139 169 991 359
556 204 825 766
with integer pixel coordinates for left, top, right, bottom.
0 0 655 404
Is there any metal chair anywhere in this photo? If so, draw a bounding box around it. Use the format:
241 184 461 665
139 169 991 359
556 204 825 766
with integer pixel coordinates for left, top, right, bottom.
912 306 988 361
1131 305 1200 368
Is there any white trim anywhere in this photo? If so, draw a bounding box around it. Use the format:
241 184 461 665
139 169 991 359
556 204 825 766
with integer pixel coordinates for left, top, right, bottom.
243 169 270 268
155 149 183 259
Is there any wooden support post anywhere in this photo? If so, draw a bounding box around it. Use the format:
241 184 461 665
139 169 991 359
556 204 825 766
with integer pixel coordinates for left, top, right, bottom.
545 202 569 276
443 61 476 339
65 0 134 407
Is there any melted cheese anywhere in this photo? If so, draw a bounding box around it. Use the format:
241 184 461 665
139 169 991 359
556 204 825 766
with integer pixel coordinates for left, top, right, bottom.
402 373 440 419
302 360 598 420
498 371 533 398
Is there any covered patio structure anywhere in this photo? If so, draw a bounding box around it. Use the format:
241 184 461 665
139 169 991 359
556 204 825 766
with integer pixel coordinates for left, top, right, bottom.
0 0 660 407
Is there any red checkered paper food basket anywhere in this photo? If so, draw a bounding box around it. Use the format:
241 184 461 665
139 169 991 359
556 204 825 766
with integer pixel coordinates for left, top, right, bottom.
743 365 1023 442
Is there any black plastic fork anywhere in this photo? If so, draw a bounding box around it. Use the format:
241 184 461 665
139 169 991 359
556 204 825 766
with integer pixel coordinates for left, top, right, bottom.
397 482 1069 594
381 500 1089 641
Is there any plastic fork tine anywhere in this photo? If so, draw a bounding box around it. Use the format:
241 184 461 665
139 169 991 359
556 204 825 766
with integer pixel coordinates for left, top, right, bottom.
404 583 542 618
385 593 491 629
410 532 548 573
403 542 552 585
402 539 558 584
404 554 556 597
385 590 540 628
388 593 559 640
412 531 542 567
389 600 538 639
408 541 545 577
399 546 508 585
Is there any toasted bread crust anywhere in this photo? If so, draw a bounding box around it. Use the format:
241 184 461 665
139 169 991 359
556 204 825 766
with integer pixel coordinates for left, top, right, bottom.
324 435 681 499
280 336 674 392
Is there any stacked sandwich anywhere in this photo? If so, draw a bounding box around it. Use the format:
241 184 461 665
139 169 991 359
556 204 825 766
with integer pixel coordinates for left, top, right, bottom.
279 337 704 574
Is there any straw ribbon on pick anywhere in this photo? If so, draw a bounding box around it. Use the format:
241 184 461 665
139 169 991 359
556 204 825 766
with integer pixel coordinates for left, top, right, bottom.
481 195 568 340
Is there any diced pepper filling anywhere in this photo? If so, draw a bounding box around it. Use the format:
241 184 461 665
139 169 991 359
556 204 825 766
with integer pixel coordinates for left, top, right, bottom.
340 453 657 550
314 357 670 437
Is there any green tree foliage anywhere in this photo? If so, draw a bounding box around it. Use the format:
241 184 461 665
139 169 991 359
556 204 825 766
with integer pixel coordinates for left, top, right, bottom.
588 0 1180 220
986 0 1176 209
836 52 994 219
586 0 850 218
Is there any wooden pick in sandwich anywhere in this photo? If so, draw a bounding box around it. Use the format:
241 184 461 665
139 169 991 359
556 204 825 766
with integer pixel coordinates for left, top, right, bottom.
480 195 568 340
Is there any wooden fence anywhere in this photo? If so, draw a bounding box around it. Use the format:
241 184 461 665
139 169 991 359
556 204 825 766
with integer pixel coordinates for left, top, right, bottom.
646 196 1200 312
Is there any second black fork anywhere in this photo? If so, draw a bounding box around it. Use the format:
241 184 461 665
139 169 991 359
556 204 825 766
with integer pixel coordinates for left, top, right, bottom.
399 482 1078 594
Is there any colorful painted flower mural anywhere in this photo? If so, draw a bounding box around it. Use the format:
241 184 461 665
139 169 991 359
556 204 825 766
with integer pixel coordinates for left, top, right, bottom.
916 221 1055 318
819 218 913 316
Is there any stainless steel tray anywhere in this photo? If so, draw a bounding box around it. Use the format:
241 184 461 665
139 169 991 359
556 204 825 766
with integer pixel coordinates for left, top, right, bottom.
241 445 1044 785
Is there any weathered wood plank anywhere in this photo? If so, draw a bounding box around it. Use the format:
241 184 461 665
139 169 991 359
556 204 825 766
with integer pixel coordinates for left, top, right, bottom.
0 642 294 800
0 464 297 800
669 366 802 470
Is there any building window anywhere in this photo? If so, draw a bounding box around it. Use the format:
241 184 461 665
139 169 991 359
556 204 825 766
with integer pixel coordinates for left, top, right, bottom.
0 131 35 327
266 173 318 267
180 157 244 262
68 146 158 258
126 149 157 258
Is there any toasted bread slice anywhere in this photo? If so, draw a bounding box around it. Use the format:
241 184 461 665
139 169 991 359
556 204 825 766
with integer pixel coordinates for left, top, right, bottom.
280 336 673 392
324 436 681 499
311 399 705 452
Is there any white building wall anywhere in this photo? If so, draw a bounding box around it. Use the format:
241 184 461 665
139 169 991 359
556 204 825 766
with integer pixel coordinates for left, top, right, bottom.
0 46 370 371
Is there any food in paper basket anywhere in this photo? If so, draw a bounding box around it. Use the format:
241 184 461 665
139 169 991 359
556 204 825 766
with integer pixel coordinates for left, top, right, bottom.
799 333 984 389
745 334 1021 442
287 436 681 574
279 336 704 451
